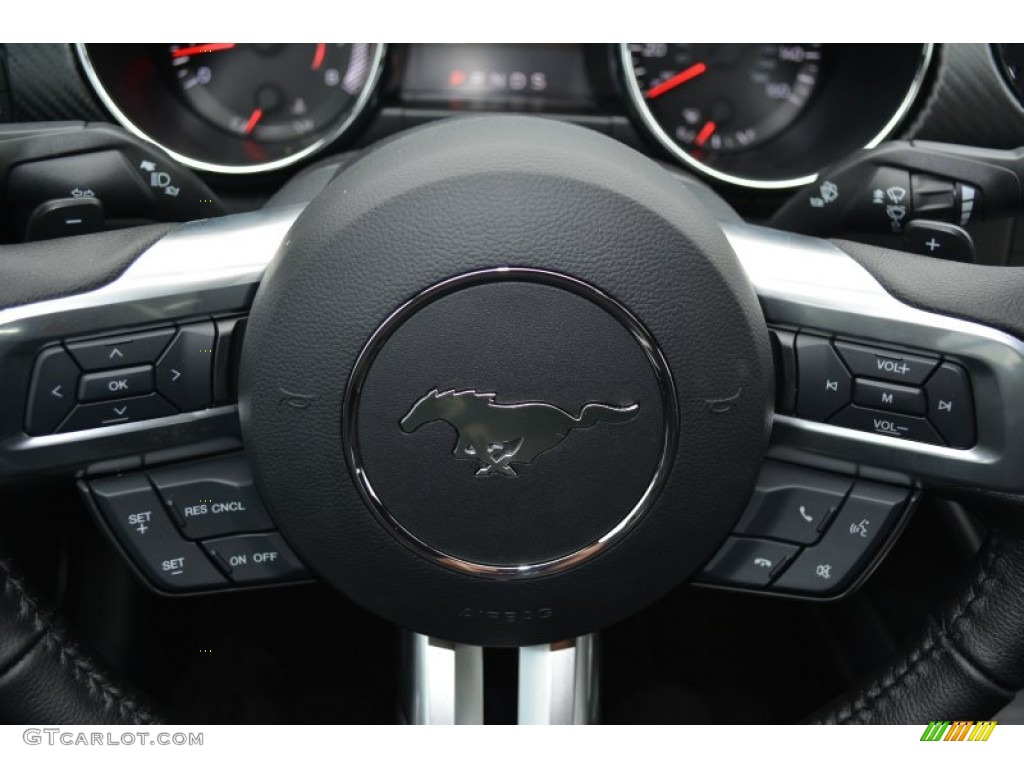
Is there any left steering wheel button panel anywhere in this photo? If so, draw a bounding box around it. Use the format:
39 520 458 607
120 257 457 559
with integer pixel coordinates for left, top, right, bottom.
25 346 80 435
89 474 227 591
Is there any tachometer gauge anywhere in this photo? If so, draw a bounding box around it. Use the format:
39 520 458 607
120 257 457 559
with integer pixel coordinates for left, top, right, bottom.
629 44 822 153
169 43 373 143
78 43 385 174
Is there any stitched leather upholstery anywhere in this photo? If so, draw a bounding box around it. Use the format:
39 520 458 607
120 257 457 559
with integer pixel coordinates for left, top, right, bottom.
810 533 1024 724
0 547 160 724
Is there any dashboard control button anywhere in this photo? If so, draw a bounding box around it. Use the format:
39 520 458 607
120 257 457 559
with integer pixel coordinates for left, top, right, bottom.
902 220 975 263
25 346 80 435
910 172 957 223
772 480 908 595
67 327 175 371
699 537 799 589
24 196 105 241
203 532 307 585
850 166 913 233
148 453 274 540
7 150 155 222
925 362 975 448
90 474 226 591
58 393 177 432
155 322 215 411
828 404 943 444
852 379 926 415
78 365 154 402
833 340 937 385
795 333 851 421
734 461 851 545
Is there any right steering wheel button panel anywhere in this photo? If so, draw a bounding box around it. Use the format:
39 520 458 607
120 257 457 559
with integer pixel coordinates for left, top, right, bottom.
698 461 912 598
785 329 976 449
772 481 909 595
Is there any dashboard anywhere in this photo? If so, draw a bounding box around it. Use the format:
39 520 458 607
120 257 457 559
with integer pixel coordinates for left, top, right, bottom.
0 44 1007 193
76 43 938 187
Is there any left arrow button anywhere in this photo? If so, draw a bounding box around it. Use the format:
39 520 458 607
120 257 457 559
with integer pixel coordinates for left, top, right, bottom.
26 346 80 434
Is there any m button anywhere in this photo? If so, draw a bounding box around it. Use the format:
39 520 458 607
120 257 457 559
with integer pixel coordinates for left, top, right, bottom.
852 379 926 415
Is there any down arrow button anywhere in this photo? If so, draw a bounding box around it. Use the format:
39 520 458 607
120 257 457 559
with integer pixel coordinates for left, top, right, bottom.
156 322 215 412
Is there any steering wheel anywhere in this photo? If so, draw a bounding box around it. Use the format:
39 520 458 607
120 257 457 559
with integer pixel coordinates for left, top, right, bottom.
3 115 1024 725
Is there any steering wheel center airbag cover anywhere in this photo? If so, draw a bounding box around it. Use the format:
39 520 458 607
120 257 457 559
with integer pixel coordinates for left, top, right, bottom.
348 269 673 575
240 116 772 645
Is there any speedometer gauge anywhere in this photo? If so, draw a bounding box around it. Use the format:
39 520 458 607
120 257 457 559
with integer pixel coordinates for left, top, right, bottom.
620 43 933 190
629 44 822 153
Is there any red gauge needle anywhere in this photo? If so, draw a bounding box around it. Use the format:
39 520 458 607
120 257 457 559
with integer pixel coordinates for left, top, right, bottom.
694 120 717 147
645 62 707 99
242 108 263 136
311 43 327 71
171 43 236 59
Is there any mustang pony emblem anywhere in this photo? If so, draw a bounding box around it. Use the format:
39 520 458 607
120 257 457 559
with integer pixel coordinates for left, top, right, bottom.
400 388 640 477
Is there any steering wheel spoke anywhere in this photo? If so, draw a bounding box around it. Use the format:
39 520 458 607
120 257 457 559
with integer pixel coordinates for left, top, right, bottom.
723 221 1024 494
0 206 299 478
402 632 596 725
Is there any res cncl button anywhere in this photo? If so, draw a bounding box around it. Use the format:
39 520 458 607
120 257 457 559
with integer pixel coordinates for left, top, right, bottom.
147 453 274 540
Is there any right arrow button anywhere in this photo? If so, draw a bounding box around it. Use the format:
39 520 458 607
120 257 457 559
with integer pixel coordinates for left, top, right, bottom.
925 362 976 449
155 322 216 412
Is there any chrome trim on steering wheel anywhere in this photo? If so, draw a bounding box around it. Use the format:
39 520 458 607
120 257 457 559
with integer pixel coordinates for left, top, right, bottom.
3 202 1024 495
0 207 300 478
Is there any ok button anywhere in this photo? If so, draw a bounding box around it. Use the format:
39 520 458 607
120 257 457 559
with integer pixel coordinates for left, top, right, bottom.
79 365 155 402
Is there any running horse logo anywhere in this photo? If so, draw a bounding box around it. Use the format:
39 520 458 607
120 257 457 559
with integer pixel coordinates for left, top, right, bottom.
399 389 640 477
